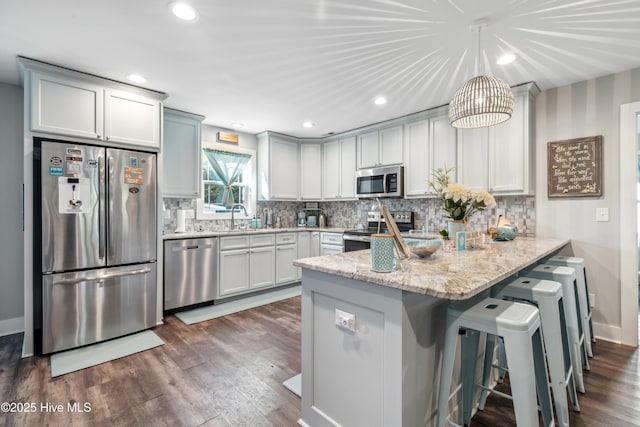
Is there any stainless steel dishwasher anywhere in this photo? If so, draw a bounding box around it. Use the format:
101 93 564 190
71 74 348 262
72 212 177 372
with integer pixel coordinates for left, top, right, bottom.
164 237 218 311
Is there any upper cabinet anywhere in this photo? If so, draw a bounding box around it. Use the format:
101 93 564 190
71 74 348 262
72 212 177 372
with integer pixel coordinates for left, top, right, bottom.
162 108 204 198
323 136 356 200
404 108 457 197
357 124 403 168
457 82 539 195
300 143 323 200
19 58 166 150
257 133 299 200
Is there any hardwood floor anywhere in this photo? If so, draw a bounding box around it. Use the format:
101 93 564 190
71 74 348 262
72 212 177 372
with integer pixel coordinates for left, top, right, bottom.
1 296 639 426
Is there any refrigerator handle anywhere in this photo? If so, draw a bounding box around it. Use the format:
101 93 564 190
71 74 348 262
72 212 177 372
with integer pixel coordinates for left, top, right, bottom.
99 155 106 260
52 267 152 286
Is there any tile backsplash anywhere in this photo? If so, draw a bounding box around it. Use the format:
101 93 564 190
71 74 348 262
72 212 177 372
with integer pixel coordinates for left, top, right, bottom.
163 196 535 235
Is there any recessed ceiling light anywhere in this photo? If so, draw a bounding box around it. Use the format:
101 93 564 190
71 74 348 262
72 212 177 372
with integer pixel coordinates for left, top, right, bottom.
497 54 516 65
231 122 244 128
303 122 314 128
127 74 146 84
170 2 198 21
374 97 387 105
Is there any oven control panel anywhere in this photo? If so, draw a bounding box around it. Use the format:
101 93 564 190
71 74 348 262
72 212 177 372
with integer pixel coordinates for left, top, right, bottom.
367 210 414 225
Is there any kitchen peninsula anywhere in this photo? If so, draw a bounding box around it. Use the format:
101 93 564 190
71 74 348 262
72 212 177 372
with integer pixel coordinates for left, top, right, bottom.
293 237 569 427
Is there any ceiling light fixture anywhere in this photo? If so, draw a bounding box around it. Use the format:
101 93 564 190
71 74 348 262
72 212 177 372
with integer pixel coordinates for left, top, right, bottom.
231 122 244 128
448 19 514 129
303 122 314 128
374 97 387 105
127 74 146 84
497 54 516 65
170 2 198 21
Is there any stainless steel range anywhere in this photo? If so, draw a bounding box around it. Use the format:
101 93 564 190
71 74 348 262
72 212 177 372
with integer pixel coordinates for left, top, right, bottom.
343 210 415 252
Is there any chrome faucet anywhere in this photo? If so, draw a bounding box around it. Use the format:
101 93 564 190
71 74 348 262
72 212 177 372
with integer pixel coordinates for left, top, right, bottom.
230 203 248 230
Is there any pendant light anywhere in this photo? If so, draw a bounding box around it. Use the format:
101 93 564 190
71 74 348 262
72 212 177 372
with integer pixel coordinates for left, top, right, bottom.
448 19 514 129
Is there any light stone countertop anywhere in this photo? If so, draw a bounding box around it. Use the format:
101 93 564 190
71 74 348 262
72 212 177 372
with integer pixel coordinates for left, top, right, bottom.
162 227 348 240
293 237 570 300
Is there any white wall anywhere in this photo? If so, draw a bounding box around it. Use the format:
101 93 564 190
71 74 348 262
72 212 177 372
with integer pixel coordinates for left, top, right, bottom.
0 82 24 335
535 67 640 343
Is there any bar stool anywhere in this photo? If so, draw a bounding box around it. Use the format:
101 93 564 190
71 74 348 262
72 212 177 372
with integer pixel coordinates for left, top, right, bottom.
520 264 588 393
438 297 554 427
545 255 595 356
482 277 580 427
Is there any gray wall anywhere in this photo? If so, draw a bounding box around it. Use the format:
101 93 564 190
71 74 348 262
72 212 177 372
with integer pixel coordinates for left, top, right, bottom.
0 82 24 331
535 67 640 341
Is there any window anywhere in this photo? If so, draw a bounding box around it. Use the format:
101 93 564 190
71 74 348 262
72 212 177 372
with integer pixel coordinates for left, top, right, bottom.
196 142 256 220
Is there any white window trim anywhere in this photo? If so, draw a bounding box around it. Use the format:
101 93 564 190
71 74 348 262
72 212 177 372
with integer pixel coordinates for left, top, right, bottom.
196 142 256 220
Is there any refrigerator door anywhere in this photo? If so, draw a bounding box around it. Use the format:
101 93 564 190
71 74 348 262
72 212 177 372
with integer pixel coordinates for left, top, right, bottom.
38 141 105 273
42 263 157 354
107 149 157 265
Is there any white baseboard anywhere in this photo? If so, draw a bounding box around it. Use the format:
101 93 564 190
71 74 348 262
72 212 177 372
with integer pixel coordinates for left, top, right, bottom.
0 316 24 337
592 321 622 344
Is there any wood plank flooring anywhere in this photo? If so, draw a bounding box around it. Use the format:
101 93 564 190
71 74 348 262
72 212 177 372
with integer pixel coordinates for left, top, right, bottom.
1 296 639 426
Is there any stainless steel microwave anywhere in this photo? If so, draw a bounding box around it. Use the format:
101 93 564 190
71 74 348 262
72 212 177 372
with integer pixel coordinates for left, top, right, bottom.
356 165 404 198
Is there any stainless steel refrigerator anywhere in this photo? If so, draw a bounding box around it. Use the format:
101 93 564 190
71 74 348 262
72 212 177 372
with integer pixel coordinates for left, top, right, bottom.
34 137 157 354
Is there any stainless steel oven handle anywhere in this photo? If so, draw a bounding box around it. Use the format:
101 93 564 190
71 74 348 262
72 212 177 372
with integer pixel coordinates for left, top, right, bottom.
52 268 152 285
342 234 371 242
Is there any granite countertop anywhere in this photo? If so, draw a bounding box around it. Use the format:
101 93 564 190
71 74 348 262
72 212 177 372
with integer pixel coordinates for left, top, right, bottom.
163 227 347 240
293 237 570 300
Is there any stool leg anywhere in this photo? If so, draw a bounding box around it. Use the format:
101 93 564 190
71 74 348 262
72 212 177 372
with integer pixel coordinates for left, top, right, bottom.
438 316 461 427
497 337 507 383
575 269 594 357
572 281 591 371
502 329 543 427
559 299 580 412
461 330 481 426
560 279 586 393
584 269 596 344
532 328 555 427
478 334 497 411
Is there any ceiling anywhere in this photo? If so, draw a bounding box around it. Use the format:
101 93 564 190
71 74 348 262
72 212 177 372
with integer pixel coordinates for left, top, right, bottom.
2 1 640 138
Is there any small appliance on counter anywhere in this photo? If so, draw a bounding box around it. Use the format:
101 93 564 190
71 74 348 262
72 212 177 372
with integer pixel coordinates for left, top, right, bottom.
263 208 273 228
297 211 307 227
307 215 317 227
318 212 328 227
175 209 187 233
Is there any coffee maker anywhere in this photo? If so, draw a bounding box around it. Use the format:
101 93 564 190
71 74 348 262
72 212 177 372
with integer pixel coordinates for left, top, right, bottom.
297 211 307 227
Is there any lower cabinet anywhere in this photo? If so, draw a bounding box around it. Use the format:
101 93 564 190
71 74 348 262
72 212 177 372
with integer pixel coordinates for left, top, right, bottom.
249 246 276 290
219 248 251 297
297 231 311 280
320 232 344 255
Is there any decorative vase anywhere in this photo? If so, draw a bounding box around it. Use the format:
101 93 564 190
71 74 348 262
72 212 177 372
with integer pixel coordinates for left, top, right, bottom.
447 220 467 249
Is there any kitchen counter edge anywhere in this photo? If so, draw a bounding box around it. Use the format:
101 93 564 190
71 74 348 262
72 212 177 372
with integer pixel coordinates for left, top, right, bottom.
163 227 348 240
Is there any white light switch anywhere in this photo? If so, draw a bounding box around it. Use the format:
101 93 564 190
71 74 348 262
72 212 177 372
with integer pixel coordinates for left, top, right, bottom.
595 208 609 222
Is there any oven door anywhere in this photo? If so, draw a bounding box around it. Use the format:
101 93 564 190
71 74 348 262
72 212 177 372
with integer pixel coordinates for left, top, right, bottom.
343 234 371 252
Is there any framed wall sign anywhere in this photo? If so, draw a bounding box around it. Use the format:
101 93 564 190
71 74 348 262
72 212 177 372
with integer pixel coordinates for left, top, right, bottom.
547 135 603 198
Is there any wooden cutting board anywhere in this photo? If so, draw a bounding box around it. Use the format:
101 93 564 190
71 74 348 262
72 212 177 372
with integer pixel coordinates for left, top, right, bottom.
380 205 411 258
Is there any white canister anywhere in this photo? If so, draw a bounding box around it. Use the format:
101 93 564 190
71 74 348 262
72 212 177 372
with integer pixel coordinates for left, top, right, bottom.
370 234 395 272
175 209 187 233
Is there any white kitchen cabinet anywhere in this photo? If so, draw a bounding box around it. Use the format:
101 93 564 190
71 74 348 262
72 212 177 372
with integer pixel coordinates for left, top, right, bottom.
276 244 298 284
300 143 322 200
456 82 539 195
404 109 457 197
219 248 250 296
323 136 356 200
24 60 165 149
297 231 311 279
320 232 344 255
357 124 403 169
257 133 299 200
162 109 204 198
249 246 275 290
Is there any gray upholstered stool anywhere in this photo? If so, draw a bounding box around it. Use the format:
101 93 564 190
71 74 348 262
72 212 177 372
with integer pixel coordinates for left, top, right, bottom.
545 255 595 356
438 297 554 427
520 264 588 393
482 277 580 427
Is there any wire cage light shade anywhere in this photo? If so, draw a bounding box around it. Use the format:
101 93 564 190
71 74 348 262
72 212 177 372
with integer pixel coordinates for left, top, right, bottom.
448 75 514 128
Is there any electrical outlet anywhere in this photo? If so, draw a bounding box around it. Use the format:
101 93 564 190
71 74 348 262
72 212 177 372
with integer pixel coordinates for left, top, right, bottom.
589 292 596 308
595 208 609 222
335 309 356 332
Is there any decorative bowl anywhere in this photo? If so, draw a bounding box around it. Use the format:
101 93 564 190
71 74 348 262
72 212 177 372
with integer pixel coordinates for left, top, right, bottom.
406 239 442 258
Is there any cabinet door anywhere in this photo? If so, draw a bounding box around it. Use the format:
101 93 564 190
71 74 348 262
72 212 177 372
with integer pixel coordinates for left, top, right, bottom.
297 231 311 279
104 88 161 148
270 138 299 199
276 244 298 284
457 127 489 190
219 249 250 297
31 72 103 140
357 130 380 169
323 140 340 199
339 137 357 198
321 245 343 256
489 94 527 193
430 113 458 186
162 110 203 198
300 144 322 200
249 246 275 289
379 125 403 166
404 120 430 197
